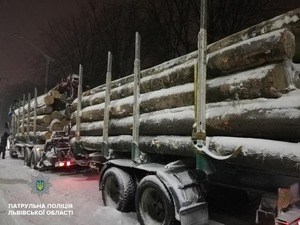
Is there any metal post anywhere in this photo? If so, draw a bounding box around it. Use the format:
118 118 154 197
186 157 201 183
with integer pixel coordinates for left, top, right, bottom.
33 88 37 136
196 0 208 170
27 93 31 137
21 95 25 134
75 64 83 142
103 52 112 158
132 32 141 163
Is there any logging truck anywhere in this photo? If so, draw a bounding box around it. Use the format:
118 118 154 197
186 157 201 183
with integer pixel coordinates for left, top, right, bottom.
7 4 300 225
68 5 300 225
8 74 82 170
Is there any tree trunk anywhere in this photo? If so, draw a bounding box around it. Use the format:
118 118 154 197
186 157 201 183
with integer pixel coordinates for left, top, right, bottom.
49 119 64 131
44 95 54 106
207 28 295 77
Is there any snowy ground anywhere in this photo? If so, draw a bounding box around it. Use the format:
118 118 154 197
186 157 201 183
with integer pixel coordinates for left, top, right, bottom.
0 153 138 225
0 151 255 225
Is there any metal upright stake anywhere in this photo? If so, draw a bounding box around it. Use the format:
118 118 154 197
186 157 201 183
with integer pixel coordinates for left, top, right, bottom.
33 88 37 136
103 52 112 158
132 32 141 163
196 0 208 170
75 65 83 142
27 93 31 137
21 94 25 134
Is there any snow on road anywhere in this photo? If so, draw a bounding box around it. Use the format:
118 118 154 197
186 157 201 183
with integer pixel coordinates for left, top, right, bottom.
0 153 139 225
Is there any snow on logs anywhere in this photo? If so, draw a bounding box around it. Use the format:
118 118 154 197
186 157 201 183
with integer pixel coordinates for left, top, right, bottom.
14 87 70 143
70 10 300 174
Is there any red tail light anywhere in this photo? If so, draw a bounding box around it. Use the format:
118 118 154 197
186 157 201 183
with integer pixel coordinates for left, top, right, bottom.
66 161 71 167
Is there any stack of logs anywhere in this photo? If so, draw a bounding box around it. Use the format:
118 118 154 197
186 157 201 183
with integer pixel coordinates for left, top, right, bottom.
70 9 300 175
14 89 70 143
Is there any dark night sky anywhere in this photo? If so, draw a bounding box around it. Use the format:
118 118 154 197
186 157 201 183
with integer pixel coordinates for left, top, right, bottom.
0 1 300 133
0 0 79 132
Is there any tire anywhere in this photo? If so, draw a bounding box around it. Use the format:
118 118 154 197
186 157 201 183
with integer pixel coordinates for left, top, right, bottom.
24 147 31 167
135 175 176 225
101 167 135 212
9 149 18 159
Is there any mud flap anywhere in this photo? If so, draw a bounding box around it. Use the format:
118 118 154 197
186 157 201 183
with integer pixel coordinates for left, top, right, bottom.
179 202 209 225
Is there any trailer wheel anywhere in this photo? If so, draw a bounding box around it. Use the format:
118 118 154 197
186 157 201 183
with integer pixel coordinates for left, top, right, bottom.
135 175 176 225
101 167 135 212
9 149 18 159
24 147 31 167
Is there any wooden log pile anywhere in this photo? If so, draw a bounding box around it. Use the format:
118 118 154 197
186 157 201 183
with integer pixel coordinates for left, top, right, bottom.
69 8 300 176
14 87 70 143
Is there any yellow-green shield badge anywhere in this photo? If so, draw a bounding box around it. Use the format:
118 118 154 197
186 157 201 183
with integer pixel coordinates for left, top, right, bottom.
36 180 44 191
29 173 52 197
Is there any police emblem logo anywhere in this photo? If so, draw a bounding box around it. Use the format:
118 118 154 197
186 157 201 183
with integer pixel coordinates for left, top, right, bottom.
36 180 44 191
28 173 52 197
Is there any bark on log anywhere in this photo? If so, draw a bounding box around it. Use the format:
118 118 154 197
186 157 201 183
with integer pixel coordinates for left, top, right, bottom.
14 94 51 115
71 134 300 177
207 8 300 57
206 90 300 142
72 90 300 142
207 136 300 177
49 119 64 132
71 60 195 111
206 61 295 102
51 111 65 120
29 105 53 116
71 106 195 136
28 131 52 141
207 28 295 76
83 52 198 97
19 124 48 132
29 115 51 126
72 64 297 124
72 59 295 113
82 12 300 99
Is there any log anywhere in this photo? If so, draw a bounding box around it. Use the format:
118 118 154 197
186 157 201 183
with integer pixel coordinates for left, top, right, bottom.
29 115 52 126
14 94 50 115
72 83 194 123
72 90 300 142
44 95 54 106
50 90 61 99
82 7 300 98
71 106 195 136
206 61 295 101
72 63 297 124
206 90 300 142
207 8 300 58
207 28 295 76
71 134 300 177
207 136 300 177
29 105 53 116
51 111 65 120
71 60 195 111
49 119 64 132
82 52 198 97
28 131 52 141
19 124 48 132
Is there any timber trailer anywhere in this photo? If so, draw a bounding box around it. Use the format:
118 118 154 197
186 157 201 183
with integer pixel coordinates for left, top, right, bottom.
70 3 300 225
8 74 83 170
